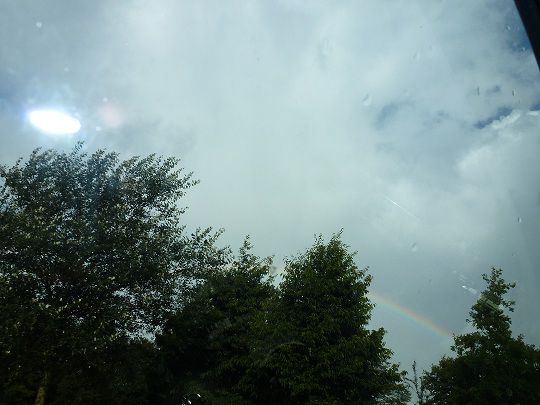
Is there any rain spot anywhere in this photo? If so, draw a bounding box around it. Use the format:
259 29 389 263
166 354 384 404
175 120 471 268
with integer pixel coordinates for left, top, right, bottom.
411 243 418 252
517 217 522 223
362 94 372 107
318 38 332 65
462 285 478 295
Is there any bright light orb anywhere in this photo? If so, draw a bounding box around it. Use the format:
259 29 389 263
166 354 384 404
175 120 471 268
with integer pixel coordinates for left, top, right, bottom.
28 109 81 135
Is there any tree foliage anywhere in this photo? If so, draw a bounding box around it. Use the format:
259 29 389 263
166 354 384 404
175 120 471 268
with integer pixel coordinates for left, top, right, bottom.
244 234 410 404
157 237 276 403
405 361 427 405
423 268 540 404
0 145 226 403
3 146 538 404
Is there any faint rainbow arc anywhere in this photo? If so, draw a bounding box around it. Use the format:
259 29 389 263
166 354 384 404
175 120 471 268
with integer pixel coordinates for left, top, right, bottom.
368 291 452 339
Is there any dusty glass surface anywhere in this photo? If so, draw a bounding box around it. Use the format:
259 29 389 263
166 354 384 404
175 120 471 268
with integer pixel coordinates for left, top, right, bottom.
1 0 539 383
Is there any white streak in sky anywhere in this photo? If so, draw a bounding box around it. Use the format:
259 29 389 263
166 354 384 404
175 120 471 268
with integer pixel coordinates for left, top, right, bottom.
384 196 420 221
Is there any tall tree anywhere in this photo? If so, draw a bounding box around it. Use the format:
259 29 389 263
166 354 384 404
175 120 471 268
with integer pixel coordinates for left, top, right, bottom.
423 268 540 404
0 145 226 404
157 237 275 403
244 233 410 404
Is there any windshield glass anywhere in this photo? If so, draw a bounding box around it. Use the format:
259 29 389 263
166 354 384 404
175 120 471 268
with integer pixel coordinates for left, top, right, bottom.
1 1 539 403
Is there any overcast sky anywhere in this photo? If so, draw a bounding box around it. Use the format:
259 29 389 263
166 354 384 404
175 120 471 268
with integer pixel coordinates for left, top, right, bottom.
1 0 540 372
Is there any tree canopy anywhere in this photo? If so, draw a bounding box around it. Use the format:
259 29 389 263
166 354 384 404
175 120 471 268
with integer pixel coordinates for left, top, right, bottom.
0 145 226 404
242 234 410 404
2 146 539 404
157 234 410 404
423 268 540 404
157 237 276 403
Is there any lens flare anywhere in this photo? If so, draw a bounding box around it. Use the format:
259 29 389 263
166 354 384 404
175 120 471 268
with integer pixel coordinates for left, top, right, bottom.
28 109 81 135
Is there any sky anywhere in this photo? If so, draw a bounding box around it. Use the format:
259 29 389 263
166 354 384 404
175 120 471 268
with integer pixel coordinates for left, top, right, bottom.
1 0 540 373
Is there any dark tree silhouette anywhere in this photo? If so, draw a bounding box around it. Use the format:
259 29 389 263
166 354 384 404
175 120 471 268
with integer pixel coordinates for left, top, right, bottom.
243 233 410 404
0 145 226 404
423 268 540 404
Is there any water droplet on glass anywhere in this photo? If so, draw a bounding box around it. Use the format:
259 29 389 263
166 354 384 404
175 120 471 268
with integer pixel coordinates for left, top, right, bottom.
517 217 522 223
102 97 109 103
362 94 372 106
63 66 70 73
506 25 511 31
413 52 420 60
95 126 102 132
35 21 43 28
411 243 418 252
476 86 480 96
512 90 516 97
461 285 478 295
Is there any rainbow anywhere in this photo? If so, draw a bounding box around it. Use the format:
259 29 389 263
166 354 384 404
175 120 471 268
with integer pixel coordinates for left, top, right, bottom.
368 291 452 339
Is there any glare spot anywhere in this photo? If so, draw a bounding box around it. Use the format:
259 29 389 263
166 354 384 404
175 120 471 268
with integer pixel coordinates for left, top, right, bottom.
28 109 81 135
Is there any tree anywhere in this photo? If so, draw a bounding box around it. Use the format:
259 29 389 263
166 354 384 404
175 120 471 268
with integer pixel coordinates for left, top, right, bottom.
423 268 540 404
157 237 276 403
405 361 427 405
0 145 226 404
244 233 410 404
